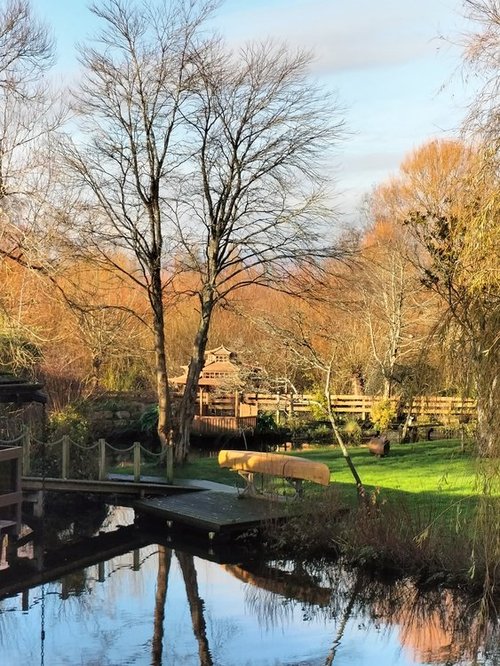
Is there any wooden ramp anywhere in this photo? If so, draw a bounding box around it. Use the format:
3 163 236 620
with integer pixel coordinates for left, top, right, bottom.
135 490 292 535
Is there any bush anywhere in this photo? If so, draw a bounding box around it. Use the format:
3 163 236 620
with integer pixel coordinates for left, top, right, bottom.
138 404 159 433
343 419 362 445
32 404 98 479
256 411 279 432
370 399 397 432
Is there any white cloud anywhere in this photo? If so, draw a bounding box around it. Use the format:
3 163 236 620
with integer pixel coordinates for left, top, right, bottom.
216 0 460 74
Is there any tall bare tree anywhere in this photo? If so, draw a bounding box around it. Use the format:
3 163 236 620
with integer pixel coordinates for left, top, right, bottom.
0 1 69 384
0 0 59 248
61 0 216 480
461 0 500 147
171 41 345 461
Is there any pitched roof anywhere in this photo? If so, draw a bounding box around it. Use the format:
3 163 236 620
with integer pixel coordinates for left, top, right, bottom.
205 345 233 356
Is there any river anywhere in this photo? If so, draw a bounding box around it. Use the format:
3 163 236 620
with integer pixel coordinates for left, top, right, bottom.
0 506 498 666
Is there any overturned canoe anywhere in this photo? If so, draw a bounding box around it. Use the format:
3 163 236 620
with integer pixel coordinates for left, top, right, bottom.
218 450 330 486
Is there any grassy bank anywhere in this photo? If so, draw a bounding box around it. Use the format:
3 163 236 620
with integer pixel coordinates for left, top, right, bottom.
113 438 498 590
175 439 499 590
177 439 488 507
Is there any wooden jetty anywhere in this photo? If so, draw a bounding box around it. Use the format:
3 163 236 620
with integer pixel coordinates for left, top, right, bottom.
135 488 292 536
21 476 198 498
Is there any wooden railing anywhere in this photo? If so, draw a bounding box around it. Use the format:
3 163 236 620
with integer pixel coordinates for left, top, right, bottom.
192 415 257 435
10 433 162 484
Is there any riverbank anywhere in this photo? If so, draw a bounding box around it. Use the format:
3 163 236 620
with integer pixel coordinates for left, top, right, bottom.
177 439 499 595
113 438 499 595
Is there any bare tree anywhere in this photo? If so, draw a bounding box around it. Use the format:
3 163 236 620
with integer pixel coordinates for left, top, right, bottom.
355 227 439 398
461 0 500 148
252 300 364 490
0 0 59 241
0 0 53 92
0 1 70 385
171 40 345 461
61 0 217 480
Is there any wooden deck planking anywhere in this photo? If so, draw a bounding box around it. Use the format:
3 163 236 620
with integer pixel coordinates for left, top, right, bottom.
135 490 292 534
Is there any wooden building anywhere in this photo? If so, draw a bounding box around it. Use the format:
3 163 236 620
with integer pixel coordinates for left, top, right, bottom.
172 346 258 433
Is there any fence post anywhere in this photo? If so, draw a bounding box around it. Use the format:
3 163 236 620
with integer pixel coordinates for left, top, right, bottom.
133 442 141 483
62 435 70 479
22 429 31 475
98 439 107 481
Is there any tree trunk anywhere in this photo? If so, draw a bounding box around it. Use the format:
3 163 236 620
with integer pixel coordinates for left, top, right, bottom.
175 296 213 463
150 273 175 482
324 359 363 492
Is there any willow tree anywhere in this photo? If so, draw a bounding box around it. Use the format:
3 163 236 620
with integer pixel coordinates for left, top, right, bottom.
61 0 216 480
375 139 499 456
171 41 345 461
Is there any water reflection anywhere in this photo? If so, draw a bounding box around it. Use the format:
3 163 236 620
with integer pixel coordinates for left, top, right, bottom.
0 506 497 665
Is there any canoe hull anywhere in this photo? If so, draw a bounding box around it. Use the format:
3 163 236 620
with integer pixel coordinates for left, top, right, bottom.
218 450 330 486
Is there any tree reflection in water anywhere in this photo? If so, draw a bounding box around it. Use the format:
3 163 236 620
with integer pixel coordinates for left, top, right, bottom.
152 545 172 666
1 501 498 666
176 551 213 666
240 561 499 665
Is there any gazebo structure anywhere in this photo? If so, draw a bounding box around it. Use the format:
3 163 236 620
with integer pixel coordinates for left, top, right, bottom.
172 346 258 434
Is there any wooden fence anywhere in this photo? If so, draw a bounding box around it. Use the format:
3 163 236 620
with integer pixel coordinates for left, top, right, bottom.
202 393 476 420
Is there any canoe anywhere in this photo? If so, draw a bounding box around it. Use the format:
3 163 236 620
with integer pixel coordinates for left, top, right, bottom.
218 450 330 486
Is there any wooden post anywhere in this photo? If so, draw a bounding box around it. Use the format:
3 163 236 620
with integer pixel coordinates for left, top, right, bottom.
22 429 31 475
98 439 107 481
133 549 140 571
234 390 240 428
15 447 21 534
33 491 44 518
199 388 204 416
98 561 105 582
133 442 141 483
61 435 70 480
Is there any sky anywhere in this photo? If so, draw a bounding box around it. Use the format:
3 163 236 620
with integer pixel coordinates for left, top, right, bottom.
35 0 476 225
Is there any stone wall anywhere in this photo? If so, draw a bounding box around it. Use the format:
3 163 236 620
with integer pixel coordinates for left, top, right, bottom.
88 397 156 438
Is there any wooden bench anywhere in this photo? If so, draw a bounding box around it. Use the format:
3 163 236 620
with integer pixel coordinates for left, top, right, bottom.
218 450 330 500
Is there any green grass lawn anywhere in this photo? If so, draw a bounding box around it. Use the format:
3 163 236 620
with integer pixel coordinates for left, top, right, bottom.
304 439 498 523
113 439 498 580
113 438 497 523
172 439 498 525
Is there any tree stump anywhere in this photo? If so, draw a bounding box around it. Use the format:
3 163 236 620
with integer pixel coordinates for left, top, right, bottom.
368 436 390 457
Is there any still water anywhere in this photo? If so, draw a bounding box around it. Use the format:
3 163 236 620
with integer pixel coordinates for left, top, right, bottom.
0 507 498 666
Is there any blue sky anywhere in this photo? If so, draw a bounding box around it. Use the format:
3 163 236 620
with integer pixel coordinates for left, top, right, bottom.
35 0 474 223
